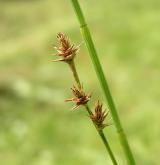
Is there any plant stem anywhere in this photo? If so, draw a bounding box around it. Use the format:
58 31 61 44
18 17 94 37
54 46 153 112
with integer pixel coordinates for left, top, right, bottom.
68 62 118 165
99 130 118 165
85 105 118 165
68 60 81 88
70 0 135 164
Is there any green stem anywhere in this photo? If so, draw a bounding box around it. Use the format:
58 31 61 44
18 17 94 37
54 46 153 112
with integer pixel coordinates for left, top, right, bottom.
68 63 118 165
85 104 118 165
70 0 135 164
84 104 93 115
99 130 118 165
68 60 81 88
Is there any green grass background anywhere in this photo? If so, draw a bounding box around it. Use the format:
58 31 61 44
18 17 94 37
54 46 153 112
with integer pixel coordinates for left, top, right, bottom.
0 0 160 164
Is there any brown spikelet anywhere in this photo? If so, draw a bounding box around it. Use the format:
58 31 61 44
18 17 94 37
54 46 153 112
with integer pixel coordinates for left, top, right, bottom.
53 32 79 62
90 101 109 130
65 85 91 110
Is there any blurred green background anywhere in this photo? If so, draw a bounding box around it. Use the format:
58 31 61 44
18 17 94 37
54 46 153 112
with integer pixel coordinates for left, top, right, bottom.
0 0 160 164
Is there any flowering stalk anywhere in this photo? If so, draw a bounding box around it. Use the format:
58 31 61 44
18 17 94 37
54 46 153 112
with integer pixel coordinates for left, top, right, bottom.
53 33 118 165
66 85 118 165
70 0 135 164
68 61 81 88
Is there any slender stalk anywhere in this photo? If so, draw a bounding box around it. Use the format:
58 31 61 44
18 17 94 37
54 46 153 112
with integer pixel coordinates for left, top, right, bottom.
99 130 118 165
84 104 93 115
68 60 81 88
70 0 135 164
68 62 118 165
85 105 118 165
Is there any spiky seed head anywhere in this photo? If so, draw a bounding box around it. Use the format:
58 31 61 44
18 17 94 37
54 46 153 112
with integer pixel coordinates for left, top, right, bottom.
90 101 109 130
65 85 91 110
53 32 79 62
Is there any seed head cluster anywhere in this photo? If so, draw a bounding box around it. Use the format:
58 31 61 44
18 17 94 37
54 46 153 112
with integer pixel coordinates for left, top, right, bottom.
90 101 109 130
53 33 79 62
53 32 110 130
66 85 91 109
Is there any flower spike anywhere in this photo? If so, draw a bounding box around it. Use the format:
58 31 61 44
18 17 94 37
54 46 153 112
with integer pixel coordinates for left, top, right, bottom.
66 85 91 110
53 32 79 62
90 101 110 130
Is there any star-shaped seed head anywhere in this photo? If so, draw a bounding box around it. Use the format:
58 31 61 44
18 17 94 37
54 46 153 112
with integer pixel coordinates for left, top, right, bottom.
66 85 91 109
90 101 109 130
53 33 79 62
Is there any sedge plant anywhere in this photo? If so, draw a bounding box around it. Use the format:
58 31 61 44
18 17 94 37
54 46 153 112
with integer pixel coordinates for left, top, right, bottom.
70 0 136 165
53 33 118 165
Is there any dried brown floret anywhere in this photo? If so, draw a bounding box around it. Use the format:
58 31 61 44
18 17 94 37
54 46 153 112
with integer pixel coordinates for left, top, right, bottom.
66 85 91 109
53 33 79 62
90 101 109 130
